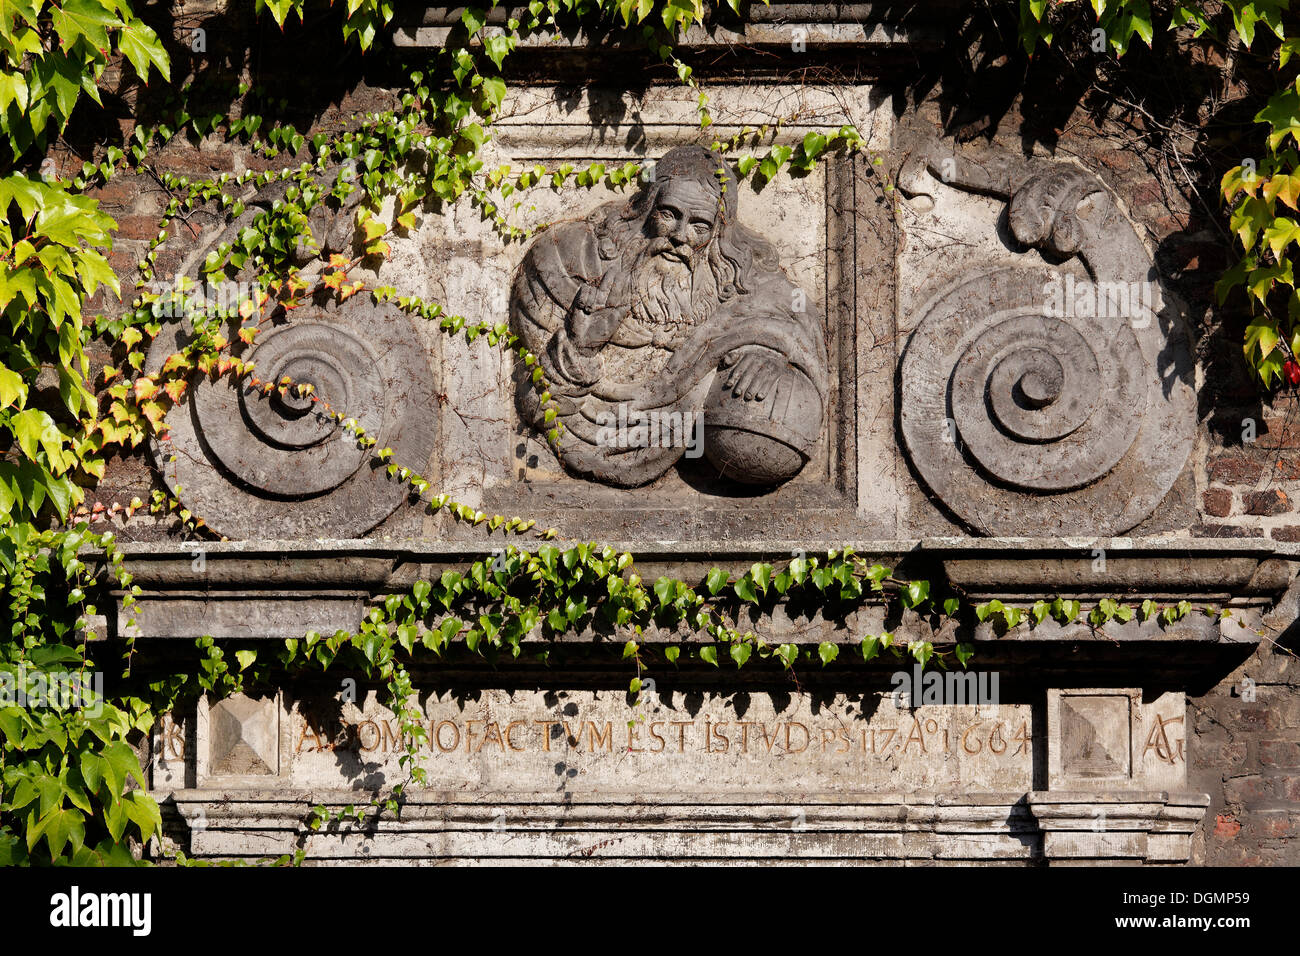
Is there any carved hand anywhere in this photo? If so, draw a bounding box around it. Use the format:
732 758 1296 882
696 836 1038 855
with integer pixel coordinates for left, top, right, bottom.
567 284 625 352
720 348 788 402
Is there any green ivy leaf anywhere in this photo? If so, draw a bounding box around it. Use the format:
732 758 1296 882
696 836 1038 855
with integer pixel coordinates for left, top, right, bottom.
733 575 758 604
653 577 676 608
118 19 171 84
730 642 751 668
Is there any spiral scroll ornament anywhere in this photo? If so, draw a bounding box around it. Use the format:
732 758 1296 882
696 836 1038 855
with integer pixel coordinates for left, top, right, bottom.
147 297 437 540
900 264 1192 536
896 139 1195 536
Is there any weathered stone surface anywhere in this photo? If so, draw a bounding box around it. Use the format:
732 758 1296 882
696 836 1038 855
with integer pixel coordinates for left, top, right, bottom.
202 694 279 778
509 145 828 488
1048 689 1187 791
157 790 1202 863
896 140 1195 536
280 688 1031 794
150 685 1208 864
148 295 438 540
96 25 1297 867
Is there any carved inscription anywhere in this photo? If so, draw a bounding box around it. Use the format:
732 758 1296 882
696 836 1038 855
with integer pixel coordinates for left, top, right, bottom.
1142 714 1186 765
274 690 1035 794
295 712 1032 760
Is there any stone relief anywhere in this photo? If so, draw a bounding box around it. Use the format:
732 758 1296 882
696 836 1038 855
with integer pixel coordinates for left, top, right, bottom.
509 145 830 488
146 169 438 540
144 141 1196 541
896 139 1196 536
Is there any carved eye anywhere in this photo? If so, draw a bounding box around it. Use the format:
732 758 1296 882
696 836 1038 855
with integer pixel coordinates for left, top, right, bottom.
657 208 676 222
692 221 711 235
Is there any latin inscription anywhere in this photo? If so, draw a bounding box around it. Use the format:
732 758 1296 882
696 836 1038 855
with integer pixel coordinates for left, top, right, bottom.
294 712 1031 760
260 691 1039 793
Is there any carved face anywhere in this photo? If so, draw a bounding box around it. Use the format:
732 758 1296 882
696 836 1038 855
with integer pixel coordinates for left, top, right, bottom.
647 179 720 265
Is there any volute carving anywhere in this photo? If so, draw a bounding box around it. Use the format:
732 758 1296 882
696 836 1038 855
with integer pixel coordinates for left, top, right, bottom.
897 140 1195 536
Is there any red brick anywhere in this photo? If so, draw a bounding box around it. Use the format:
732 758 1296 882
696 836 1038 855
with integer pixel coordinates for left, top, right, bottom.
1260 740 1300 768
1208 454 1265 484
1254 419 1300 449
87 177 138 207
1203 487 1234 517
1244 489 1291 515
1131 181 1164 207
1225 775 1272 804
1192 740 1248 771
1192 523 1263 539
1284 775 1300 802
106 247 143 275
1271 526 1300 543
1098 149 1136 172
1214 814 1241 840
113 214 164 241
154 145 236 176
1257 813 1298 839
1223 703 1278 733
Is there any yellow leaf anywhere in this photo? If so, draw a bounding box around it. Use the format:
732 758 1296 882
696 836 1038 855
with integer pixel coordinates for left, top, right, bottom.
1270 173 1300 211
161 352 190 374
132 377 159 402
141 401 167 428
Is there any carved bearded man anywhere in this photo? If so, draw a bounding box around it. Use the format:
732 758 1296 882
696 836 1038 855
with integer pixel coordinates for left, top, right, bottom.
510 146 828 487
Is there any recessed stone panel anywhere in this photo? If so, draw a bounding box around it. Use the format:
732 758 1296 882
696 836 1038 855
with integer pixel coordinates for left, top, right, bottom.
1048 689 1186 791
196 693 281 785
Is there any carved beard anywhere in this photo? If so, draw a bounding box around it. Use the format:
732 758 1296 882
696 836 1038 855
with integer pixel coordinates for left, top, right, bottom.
628 238 720 345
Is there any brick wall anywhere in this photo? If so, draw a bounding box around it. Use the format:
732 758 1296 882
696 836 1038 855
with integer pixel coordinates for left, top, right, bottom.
1200 397 1300 541
1190 644 1300 864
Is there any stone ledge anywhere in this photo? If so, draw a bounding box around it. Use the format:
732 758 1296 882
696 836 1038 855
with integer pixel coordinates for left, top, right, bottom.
154 789 1208 864
390 2 957 52
106 538 1295 649
394 21 938 49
